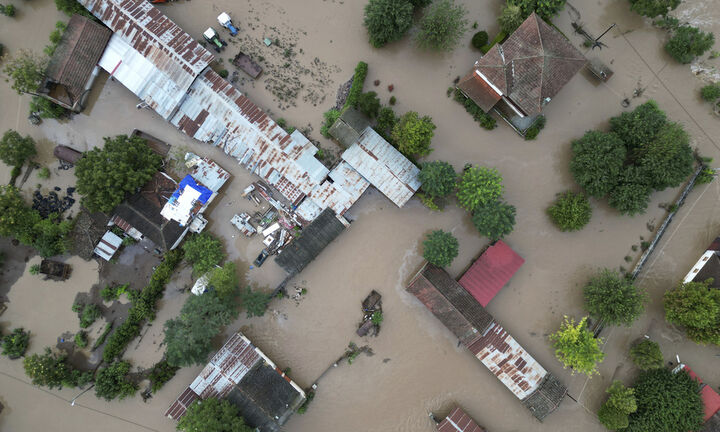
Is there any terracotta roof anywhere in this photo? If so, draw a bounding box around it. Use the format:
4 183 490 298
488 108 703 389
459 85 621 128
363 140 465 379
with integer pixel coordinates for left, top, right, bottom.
437 407 486 432
458 240 525 307
682 365 720 422
457 69 502 112
466 13 586 116
44 14 111 105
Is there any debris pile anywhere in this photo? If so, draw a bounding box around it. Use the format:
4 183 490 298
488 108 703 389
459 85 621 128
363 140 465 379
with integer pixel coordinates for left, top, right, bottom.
356 290 382 337
32 187 76 218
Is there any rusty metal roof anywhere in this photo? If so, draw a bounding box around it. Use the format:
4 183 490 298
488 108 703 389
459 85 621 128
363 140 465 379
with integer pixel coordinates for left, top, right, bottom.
296 161 370 222
170 69 329 204
185 152 230 192
437 407 486 432
341 127 421 207
81 0 214 119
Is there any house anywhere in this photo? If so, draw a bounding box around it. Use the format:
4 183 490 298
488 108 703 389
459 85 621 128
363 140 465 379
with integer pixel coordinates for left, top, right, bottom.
672 364 720 430
110 172 187 251
457 13 586 130
458 240 525 307
39 14 112 112
93 230 123 261
406 263 566 421
328 107 373 148
683 236 720 288
436 407 486 432
165 332 306 432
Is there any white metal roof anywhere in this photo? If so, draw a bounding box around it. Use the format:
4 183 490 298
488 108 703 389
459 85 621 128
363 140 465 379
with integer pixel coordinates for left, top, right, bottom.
295 161 370 222
93 230 123 261
185 153 231 193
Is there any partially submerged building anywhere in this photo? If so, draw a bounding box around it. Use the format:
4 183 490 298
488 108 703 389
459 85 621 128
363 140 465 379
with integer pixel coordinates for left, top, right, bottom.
407 263 566 421
39 14 112 112
457 13 586 131
458 240 525 307
683 236 720 288
93 230 123 261
166 332 305 432
435 406 486 432
673 364 720 431
327 107 373 148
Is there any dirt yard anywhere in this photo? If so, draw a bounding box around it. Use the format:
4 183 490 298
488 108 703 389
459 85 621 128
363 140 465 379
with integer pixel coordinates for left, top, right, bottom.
1 0 720 431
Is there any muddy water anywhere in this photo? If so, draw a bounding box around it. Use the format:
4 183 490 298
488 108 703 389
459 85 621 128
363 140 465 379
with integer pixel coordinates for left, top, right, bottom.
2 0 720 431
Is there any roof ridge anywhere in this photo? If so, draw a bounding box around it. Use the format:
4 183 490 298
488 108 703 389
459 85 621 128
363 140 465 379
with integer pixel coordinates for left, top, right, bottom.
535 14 544 117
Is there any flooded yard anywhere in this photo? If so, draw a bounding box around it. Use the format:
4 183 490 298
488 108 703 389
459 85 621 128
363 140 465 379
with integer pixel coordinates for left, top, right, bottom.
1 0 720 431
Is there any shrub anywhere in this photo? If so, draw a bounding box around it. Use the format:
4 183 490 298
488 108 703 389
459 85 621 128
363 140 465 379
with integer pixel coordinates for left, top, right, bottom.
629 339 663 370
178 398 254 432
471 31 488 50
665 25 715 64
471 200 516 241
0 130 37 168
549 316 605 375
456 166 503 211
148 360 180 393
516 0 567 20
371 310 383 325
30 96 68 120
663 279 720 345
79 304 101 328
629 0 681 17
320 109 341 138
183 233 225 276
2 327 30 359
389 96 396 105
422 230 459 268
363 0 413 48
695 167 716 184
74 331 88 348
218 69 229 78
416 0 469 51
356 91 381 118
375 107 398 142
701 84 720 102
92 322 113 350
419 161 456 198
29 264 40 275
37 167 50 179
547 191 591 231
240 287 270 318
23 347 92 389
391 111 436 157
598 381 637 430
55 0 94 17
94 361 137 401
452 89 496 130
1 4 16 16
499 2 524 34
583 269 646 325
101 284 129 302
345 61 368 109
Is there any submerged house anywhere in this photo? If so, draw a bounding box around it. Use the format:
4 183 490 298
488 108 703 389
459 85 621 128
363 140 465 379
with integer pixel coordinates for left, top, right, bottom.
459 240 525 307
407 262 566 421
435 406 487 432
38 14 112 112
457 13 586 131
166 332 306 432
683 235 720 288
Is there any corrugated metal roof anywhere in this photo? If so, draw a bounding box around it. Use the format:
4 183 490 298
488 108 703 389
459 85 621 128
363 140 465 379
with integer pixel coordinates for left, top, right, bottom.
458 240 525 307
437 407 486 432
82 0 214 119
296 161 370 223
93 230 123 261
170 69 329 204
342 127 421 207
186 153 231 192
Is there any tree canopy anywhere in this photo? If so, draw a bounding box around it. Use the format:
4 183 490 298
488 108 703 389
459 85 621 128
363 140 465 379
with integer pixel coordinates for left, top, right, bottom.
664 279 720 345
363 0 414 48
182 233 225 276
546 191 592 232
55 0 95 18
177 398 254 432
419 161 456 198
75 135 162 213
516 0 567 21
94 361 137 401
0 130 36 168
665 25 715 64
23 347 92 389
471 200 516 241
356 91 381 118
499 2 525 34
422 230 458 267
549 316 605 375
456 166 504 211
583 269 646 326
569 131 626 198
415 0 469 51
391 111 436 158
2 49 48 94
625 368 704 432
599 380 637 430
629 339 664 370
628 0 681 17
637 122 694 190
239 286 270 318
1 327 29 359
208 262 239 300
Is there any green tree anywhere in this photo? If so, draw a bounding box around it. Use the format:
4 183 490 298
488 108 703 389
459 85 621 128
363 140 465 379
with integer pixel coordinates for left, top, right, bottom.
419 161 456 198
177 398 254 432
164 292 237 367
499 2 525 34
547 191 592 231
182 233 225 276
700 84 720 102
30 96 67 119
665 25 715 64
2 49 48 94
79 303 101 328
415 0 469 51
1 327 30 359
583 269 646 326
391 111 436 157
0 130 37 168
629 339 663 370
375 107 398 142
75 135 161 213
94 361 137 401
628 0 681 17
0 186 40 246
569 130 626 198
663 279 720 345
422 230 458 267
356 91 381 118
239 286 270 318
549 316 605 375
208 262 239 300
599 381 637 430
456 166 503 211
54 0 94 17
23 347 91 389
609 101 667 153
608 167 652 216
637 122 694 190
471 31 488 50
626 368 704 432
409 0 432 7
471 200 516 241
516 0 567 21
32 215 72 257
363 0 414 48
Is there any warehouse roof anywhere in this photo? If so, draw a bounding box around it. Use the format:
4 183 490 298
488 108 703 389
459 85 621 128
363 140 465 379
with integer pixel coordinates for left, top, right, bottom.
275 208 346 275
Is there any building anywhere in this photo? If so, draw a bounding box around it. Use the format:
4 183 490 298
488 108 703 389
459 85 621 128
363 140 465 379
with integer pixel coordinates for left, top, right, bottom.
457 13 586 130
436 407 486 432
683 236 720 288
165 332 306 432
458 240 525 307
93 230 123 261
406 263 566 421
673 364 720 430
328 108 373 148
160 175 214 226
39 14 112 112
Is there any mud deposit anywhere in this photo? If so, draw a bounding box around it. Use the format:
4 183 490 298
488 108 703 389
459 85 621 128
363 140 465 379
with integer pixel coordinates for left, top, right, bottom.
1 0 720 431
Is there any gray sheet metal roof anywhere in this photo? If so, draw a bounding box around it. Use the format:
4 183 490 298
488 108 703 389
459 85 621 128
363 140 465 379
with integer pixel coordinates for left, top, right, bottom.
275 208 346 275
81 0 214 119
342 127 421 207
295 161 370 223
170 69 329 204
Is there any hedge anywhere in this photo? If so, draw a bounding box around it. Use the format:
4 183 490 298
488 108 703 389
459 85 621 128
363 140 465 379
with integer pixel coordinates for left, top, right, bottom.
344 61 369 110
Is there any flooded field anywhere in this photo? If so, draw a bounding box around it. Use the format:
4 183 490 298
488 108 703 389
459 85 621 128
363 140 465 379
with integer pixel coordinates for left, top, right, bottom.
2 0 720 431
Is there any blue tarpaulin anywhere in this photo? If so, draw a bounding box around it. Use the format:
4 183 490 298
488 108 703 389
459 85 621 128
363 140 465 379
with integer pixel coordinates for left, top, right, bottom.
169 175 213 205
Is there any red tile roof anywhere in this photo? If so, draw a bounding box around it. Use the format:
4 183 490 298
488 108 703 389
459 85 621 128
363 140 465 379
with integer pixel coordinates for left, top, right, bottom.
437 407 486 432
458 240 525 307
682 365 720 421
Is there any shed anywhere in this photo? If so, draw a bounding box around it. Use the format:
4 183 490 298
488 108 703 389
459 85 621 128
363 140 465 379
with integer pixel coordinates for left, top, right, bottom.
93 230 123 261
437 407 486 432
232 52 263 78
458 240 525 307
39 259 71 281
328 108 372 148
53 145 83 164
40 14 112 112
275 208 346 275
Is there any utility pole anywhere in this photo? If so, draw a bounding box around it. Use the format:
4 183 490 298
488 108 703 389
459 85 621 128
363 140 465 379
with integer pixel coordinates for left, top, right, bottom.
70 384 95 406
592 23 616 50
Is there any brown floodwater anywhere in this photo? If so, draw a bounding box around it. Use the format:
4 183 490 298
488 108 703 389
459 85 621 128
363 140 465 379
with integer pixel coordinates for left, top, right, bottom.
2 0 720 431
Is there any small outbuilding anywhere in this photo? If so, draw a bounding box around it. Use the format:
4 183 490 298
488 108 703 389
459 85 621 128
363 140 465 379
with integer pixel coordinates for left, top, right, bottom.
40 259 71 281
53 145 83 164
93 230 123 261
436 407 486 432
328 107 372 148
458 240 525 307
